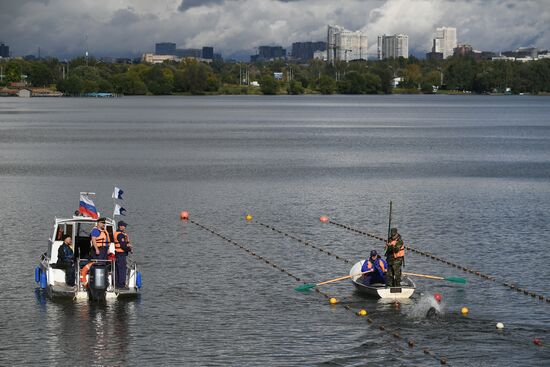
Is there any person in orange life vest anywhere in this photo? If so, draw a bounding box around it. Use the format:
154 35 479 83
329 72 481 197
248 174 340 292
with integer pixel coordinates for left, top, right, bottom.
114 221 132 288
385 227 405 287
361 250 388 285
91 217 110 260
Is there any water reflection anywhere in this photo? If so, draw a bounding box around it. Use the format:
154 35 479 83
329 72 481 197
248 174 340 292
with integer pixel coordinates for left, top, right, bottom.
40 298 137 365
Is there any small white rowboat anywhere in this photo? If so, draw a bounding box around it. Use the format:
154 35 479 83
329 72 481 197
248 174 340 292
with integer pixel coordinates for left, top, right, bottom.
350 260 415 299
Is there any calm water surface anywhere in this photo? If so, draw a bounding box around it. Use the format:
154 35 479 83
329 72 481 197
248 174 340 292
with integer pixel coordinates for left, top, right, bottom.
0 95 549 366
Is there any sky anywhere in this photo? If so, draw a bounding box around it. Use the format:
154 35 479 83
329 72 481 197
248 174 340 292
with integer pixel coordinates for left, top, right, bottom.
0 0 549 59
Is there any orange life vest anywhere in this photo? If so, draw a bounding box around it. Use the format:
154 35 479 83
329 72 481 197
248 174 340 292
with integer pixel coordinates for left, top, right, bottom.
114 231 129 253
93 227 110 248
389 238 405 258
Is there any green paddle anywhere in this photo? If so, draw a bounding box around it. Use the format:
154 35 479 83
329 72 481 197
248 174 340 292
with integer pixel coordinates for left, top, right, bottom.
403 272 467 284
295 270 373 292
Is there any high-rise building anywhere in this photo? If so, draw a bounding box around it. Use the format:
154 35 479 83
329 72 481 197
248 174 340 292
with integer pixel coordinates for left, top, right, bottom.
155 42 176 55
291 41 327 62
432 27 457 59
327 25 367 64
202 46 214 59
0 42 9 58
327 25 344 64
377 34 409 60
251 46 286 62
175 48 202 58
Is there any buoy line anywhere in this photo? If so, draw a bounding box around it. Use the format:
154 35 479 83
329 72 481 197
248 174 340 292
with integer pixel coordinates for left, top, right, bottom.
252 217 549 351
326 219 550 304
187 218 450 365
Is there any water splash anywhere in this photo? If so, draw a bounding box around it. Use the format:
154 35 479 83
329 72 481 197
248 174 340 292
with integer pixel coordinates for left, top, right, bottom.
406 293 444 319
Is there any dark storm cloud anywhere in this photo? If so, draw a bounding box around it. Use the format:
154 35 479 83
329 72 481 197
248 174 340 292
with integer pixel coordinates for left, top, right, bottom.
178 0 225 12
0 0 548 58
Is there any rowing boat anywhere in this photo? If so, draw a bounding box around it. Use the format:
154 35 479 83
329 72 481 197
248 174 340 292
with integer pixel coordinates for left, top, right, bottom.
350 260 415 299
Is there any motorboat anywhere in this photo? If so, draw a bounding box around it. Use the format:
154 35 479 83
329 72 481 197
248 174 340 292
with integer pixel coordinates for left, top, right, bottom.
350 260 415 299
36 215 141 301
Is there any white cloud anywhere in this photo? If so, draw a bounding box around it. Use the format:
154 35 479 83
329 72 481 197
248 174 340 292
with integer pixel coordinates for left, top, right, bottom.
0 0 548 58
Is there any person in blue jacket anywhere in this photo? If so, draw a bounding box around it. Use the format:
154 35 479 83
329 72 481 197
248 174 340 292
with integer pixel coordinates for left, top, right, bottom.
361 250 388 285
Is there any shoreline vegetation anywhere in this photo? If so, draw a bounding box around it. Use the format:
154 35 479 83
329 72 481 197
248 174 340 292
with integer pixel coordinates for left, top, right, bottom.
1 56 550 96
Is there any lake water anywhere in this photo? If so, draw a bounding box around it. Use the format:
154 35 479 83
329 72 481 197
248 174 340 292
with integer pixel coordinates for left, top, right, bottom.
0 95 549 366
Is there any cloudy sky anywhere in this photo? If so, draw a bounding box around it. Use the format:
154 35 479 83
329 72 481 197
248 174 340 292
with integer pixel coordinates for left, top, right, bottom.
0 0 549 59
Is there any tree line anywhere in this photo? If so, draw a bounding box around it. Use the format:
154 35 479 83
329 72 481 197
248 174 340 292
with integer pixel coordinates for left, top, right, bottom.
1 55 550 95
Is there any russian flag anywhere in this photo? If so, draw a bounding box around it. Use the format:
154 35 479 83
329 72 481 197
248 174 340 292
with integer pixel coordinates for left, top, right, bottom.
112 187 124 200
79 194 99 219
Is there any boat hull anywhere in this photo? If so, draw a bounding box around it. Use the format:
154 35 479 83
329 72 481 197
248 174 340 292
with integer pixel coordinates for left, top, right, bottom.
350 260 415 299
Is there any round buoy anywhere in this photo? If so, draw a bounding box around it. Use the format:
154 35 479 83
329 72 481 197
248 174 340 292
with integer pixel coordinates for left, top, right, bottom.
246 214 253 221
496 322 504 329
461 307 469 316
329 297 337 305
320 216 329 223
180 211 189 220
358 309 367 316
533 338 542 346
434 293 442 303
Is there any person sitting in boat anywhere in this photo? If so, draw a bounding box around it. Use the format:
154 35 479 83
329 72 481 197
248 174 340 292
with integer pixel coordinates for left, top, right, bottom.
56 235 76 286
361 250 388 285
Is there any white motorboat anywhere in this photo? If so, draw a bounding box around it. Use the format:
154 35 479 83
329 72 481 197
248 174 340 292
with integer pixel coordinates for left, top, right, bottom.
350 260 415 299
36 216 141 301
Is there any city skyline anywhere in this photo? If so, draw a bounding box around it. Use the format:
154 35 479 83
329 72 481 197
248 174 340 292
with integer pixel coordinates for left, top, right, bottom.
1 0 549 60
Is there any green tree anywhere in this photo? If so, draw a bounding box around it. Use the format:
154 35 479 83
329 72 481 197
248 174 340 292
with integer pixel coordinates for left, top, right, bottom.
143 65 173 95
260 75 278 95
287 80 304 95
57 76 84 95
318 75 336 94
28 62 55 86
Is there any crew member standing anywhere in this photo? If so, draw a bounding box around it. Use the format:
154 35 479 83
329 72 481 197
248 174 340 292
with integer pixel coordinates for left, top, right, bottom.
91 217 110 260
114 221 132 288
385 227 405 287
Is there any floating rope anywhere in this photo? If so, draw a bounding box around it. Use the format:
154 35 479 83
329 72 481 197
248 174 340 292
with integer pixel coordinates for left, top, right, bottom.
188 218 449 365
327 219 550 304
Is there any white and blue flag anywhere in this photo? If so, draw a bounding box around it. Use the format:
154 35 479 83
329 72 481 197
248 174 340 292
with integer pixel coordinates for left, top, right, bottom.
112 187 124 200
114 204 126 216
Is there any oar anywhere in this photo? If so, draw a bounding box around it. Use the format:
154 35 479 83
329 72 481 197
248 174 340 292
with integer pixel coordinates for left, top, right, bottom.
403 272 467 284
295 270 373 292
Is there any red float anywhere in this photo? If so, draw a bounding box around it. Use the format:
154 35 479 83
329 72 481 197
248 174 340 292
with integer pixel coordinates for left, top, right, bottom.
180 211 189 220
434 293 442 303
320 216 329 223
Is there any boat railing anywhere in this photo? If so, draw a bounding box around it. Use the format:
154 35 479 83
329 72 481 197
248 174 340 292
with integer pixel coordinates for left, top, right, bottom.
77 257 137 291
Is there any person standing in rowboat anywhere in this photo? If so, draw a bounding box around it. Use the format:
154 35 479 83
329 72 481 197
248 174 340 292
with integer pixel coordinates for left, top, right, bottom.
361 250 388 285
385 228 405 287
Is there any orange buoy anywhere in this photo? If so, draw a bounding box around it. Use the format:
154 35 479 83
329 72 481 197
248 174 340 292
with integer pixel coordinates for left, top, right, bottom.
320 216 329 223
434 293 442 303
533 338 542 346
80 261 95 287
180 211 189 220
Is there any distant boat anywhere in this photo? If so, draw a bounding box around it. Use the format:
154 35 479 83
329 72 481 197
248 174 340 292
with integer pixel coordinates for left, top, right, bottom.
36 215 140 301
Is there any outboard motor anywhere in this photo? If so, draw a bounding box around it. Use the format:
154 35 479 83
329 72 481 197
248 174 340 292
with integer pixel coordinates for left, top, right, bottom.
88 264 108 301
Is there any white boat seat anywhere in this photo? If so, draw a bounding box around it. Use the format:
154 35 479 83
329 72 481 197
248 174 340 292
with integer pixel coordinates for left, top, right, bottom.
48 268 67 284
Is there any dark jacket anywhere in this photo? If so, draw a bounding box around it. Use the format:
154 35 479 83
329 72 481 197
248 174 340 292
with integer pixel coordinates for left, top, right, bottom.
56 243 74 268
